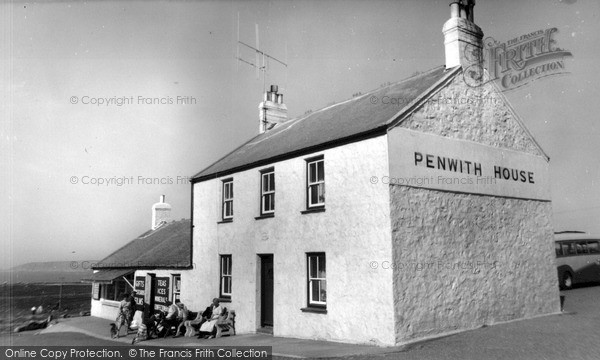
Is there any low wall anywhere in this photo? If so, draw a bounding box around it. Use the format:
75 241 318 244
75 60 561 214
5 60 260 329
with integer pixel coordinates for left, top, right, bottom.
90 299 120 321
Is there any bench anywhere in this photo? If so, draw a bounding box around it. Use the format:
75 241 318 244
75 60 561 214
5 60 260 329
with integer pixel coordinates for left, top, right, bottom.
215 310 236 338
183 309 236 338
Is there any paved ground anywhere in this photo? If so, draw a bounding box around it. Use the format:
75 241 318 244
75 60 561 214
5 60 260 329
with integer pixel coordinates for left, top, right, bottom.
2 285 599 359
1 332 128 347
2 317 399 358
344 285 599 360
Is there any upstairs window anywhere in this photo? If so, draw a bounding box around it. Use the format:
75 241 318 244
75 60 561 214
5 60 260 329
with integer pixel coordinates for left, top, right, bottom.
222 179 233 220
261 169 275 215
306 156 325 208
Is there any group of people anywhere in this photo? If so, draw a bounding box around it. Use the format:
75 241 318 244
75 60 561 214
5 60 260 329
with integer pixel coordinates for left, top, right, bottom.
182 297 226 339
115 293 227 343
166 297 226 339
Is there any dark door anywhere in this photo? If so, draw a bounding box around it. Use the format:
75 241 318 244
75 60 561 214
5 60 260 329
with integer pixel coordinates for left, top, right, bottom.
260 255 274 327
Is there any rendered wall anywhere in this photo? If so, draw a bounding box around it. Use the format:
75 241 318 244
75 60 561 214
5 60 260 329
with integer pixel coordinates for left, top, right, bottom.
388 73 559 344
400 74 544 157
188 135 396 345
389 186 557 343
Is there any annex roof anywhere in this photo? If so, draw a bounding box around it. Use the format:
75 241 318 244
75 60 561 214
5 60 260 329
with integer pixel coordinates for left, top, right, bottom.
81 269 134 284
92 219 191 270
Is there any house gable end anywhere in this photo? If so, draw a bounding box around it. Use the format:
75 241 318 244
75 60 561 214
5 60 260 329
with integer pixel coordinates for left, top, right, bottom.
393 70 547 159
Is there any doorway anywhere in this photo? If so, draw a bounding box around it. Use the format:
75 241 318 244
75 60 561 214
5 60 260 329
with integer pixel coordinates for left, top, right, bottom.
259 254 274 329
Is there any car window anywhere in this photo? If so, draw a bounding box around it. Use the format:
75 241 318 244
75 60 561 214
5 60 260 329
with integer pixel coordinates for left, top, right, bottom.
565 243 576 255
588 241 600 254
555 242 562 256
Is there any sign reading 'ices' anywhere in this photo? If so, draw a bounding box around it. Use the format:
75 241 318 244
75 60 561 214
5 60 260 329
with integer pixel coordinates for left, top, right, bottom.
154 277 170 311
388 128 550 201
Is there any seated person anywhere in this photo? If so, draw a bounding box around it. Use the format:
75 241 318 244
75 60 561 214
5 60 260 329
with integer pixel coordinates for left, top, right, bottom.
162 301 180 336
183 298 221 337
183 307 208 337
197 299 227 339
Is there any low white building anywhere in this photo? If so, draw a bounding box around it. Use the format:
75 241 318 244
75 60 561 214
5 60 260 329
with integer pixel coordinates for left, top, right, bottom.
181 1 559 346
84 196 191 321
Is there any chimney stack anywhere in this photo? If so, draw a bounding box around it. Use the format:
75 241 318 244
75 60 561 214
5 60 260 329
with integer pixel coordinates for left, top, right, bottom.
259 85 288 134
443 0 483 69
152 195 171 230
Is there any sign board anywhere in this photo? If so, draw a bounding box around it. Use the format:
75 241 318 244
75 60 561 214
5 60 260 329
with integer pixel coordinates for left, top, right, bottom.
154 277 170 311
134 276 145 307
387 128 550 201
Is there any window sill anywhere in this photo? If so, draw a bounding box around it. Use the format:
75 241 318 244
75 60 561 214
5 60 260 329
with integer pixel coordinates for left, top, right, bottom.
255 214 274 220
300 307 327 314
217 219 233 224
217 297 231 303
301 207 325 215
100 300 120 308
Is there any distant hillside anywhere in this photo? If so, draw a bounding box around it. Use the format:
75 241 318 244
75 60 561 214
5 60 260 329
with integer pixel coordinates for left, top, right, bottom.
1 260 98 284
11 261 97 272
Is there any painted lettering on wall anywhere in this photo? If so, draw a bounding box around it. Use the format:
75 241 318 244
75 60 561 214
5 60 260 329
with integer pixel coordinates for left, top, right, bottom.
414 152 482 176
414 152 534 184
388 128 550 200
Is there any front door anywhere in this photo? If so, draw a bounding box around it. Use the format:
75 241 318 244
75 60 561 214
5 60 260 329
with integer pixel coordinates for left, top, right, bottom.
260 255 274 328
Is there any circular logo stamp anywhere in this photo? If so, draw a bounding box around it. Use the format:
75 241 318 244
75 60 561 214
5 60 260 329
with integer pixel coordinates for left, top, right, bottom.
463 43 484 64
463 63 485 88
462 43 486 88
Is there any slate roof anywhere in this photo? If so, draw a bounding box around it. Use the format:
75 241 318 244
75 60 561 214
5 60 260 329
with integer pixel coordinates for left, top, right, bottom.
92 219 191 270
192 66 459 182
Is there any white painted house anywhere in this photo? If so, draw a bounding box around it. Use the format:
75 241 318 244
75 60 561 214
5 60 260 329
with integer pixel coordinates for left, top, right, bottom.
180 0 559 346
85 196 191 321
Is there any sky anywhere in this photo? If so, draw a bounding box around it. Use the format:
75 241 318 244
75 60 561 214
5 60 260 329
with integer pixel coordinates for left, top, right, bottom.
1 0 598 268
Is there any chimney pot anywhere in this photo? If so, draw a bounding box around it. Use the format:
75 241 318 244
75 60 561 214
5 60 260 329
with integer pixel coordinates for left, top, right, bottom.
443 0 483 69
449 1 460 18
467 0 475 22
152 195 171 230
259 84 288 134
